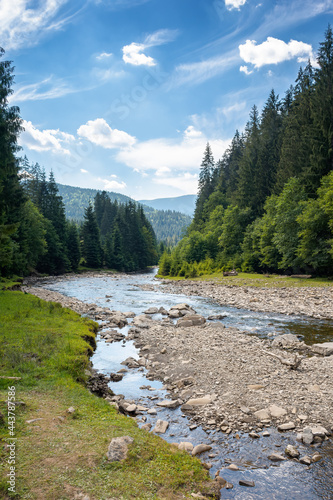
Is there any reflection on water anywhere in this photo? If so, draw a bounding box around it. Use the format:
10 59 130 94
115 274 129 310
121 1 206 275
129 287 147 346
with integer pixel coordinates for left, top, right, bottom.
42 270 333 499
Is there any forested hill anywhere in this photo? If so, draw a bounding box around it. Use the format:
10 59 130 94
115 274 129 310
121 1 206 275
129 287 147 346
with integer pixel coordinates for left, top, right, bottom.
139 194 196 216
57 183 191 245
160 28 333 278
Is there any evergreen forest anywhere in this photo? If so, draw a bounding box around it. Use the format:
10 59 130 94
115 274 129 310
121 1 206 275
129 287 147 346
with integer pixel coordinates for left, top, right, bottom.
159 28 333 279
0 48 158 277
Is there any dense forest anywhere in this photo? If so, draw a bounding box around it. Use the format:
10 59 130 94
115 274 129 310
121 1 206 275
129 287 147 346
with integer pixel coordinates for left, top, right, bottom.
0 49 158 277
57 183 192 245
159 28 333 279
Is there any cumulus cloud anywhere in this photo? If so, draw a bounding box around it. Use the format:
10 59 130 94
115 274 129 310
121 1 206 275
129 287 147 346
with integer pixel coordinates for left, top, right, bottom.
225 0 247 10
77 118 136 149
239 36 316 69
122 28 178 66
0 0 77 50
240 65 253 75
19 120 74 154
98 178 127 191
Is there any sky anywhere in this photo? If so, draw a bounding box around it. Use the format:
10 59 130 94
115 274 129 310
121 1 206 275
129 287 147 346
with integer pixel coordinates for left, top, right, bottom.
2 0 332 200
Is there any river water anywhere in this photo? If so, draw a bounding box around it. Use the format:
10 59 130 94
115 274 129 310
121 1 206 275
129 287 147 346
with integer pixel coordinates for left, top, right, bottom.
43 269 333 500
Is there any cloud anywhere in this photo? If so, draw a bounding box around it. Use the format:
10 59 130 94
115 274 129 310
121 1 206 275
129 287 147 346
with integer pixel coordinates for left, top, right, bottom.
9 76 76 103
240 65 252 75
98 177 127 191
170 52 238 87
153 172 198 194
77 118 136 149
239 36 316 69
0 0 78 51
225 0 247 10
122 28 178 66
116 126 229 173
19 120 74 154
80 168 88 173
96 52 113 60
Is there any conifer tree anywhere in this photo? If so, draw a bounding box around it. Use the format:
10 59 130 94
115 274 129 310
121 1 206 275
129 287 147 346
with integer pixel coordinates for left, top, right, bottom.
81 203 102 268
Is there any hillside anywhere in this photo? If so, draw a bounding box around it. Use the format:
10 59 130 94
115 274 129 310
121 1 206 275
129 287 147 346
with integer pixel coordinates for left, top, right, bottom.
57 183 192 245
139 194 196 216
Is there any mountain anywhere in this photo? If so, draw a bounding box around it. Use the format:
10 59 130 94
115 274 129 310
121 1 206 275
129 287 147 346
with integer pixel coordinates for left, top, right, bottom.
57 183 192 245
138 194 197 216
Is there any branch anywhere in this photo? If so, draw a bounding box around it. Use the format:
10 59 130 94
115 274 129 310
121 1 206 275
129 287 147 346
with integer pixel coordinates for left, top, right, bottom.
261 350 304 370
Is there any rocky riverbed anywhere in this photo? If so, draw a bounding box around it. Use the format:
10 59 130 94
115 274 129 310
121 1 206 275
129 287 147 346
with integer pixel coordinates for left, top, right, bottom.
22 277 333 452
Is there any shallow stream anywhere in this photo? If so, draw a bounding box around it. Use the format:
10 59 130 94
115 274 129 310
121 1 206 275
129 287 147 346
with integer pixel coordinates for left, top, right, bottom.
42 269 333 500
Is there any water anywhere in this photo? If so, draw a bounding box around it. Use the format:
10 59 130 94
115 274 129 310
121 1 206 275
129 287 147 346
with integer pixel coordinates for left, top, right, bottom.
41 269 333 499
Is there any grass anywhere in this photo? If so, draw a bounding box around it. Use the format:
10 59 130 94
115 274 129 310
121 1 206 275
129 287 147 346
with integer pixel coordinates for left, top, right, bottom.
157 271 333 288
0 291 215 500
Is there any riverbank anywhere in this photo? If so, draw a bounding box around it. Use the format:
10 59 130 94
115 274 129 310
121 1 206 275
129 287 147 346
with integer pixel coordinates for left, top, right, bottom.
0 290 217 500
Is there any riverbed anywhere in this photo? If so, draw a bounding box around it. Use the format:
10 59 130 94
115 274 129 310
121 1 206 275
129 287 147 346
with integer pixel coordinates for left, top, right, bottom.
23 270 333 499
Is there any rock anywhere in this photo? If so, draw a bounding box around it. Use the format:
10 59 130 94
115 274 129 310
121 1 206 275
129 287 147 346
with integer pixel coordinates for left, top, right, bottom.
227 464 239 471
262 431 270 437
278 422 295 431
268 453 286 461
239 480 255 487
152 420 169 434
156 400 180 409
311 425 330 437
311 342 333 356
254 409 270 420
299 455 312 465
170 303 192 311
144 307 159 314
248 384 265 390
311 453 323 463
106 436 134 462
186 395 213 406
67 406 75 414
225 482 234 489
269 404 287 418
272 334 300 347
126 404 137 413
177 314 206 327
285 445 300 458
141 423 152 431
302 427 314 444
178 442 194 452
249 432 260 439
123 311 135 318
168 310 183 318
192 444 212 456
110 373 123 382
147 408 157 415
215 476 226 487
120 357 139 368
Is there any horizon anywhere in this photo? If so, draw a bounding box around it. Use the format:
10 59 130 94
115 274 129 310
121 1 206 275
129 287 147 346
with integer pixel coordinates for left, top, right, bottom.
2 0 332 200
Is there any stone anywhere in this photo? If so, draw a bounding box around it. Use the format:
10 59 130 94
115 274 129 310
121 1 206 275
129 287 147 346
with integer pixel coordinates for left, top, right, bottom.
248 384 265 390
272 334 300 347
141 423 152 431
120 357 139 368
215 476 226 488
285 445 300 458
178 442 194 452
192 444 212 456
106 436 134 462
311 425 330 437
268 453 286 461
249 432 260 439
225 482 234 489
311 453 323 463
302 427 314 445
144 307 159 314
156 400 180 409
67 406 75 414
152 420 169 434
254 409 270 420
311 342 333 356
239 480 255 487
147 408 157 415
170 303 192 311
278 422 295 431
299 455 312 465
227 464 239 471
125 404 137 413
262 431 270 437
177 315 206 327
186 396 212 406
269 404 287 418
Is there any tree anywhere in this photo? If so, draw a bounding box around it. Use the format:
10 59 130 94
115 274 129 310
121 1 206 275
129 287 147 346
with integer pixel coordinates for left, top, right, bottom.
193 143 215 228
81 204 102 268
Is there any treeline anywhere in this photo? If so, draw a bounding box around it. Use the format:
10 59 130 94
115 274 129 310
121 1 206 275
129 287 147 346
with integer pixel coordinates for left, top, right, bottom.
57 183 191 245
0 49 158 277
160 28 333 278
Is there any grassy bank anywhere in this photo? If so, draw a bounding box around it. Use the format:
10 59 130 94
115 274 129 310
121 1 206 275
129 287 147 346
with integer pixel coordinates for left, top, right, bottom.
157 271 333 288
0 291 215 500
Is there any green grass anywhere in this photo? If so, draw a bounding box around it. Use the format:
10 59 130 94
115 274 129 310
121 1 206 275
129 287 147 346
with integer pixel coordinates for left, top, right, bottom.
0 291 214 500
157 271 333 288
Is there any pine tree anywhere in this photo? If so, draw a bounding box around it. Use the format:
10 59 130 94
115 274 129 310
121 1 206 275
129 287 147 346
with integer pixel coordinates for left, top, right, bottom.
193 143 215 228
81 204 102 268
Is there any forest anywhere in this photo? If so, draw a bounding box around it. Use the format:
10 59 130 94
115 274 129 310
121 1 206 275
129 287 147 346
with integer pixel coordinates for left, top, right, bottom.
0 49 158 277
159 28 333 279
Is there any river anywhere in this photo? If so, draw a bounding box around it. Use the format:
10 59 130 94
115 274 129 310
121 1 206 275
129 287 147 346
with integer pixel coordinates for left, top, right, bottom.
41 269 333 500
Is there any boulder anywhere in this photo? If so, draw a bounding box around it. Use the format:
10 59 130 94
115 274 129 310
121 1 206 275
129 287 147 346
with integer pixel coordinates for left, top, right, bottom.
178 442 194 452
106 436 134 462
177 314 206 327
272 334 300 348
156 400 180 409
152 420 169 434
285 445 300 458
278 422 295 431
268 453 286 461
269 404 287 418
254 409 270 420
186 396 213 406
144 307 159 314
311 342 333 356
192 444 212 456
302 427 314 445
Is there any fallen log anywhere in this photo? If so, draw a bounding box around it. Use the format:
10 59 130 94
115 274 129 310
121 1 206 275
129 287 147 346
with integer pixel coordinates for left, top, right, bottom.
261 350 304 370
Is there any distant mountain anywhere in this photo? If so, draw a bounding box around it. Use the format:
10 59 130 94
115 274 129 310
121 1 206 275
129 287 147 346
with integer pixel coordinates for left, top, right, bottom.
139 194 196 216
57 183 192 245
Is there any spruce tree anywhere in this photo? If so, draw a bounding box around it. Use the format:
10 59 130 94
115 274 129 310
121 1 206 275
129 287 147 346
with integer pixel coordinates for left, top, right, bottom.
81 203 102 268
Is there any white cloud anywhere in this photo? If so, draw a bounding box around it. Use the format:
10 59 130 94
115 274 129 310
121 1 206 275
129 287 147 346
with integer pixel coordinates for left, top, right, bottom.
19 120 74 154
81 168 88 173
240 65 253 75
98 178 127 191
9 76 75 103
122 28 178 66
77 118 136 149
153 172 198 194
0 0 77 51
239 37 316 69
96 52 113 60
225 0 247 10
116 126 229 173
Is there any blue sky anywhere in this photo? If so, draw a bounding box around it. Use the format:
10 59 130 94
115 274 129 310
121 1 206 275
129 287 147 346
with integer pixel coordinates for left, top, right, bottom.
2 0 332 199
